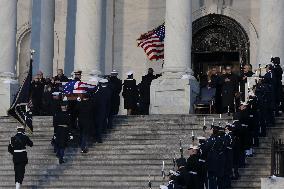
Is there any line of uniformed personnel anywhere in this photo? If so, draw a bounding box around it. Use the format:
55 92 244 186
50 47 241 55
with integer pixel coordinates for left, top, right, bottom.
161 59 282 189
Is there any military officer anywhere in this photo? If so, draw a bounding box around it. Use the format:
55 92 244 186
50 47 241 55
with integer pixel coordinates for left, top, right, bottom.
139 68 160 115
75 95 94 153
93 79 112 143
122 71 139 115
8 125 33 189
53 100 72 164
186 145 200 189
109 70 122 116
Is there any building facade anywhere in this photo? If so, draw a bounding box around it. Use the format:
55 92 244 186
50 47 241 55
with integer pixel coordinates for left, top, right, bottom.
0 0 283 115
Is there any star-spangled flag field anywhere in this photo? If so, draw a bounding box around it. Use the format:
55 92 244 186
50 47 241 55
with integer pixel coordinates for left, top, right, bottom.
137 24 165 61
62 81 97 95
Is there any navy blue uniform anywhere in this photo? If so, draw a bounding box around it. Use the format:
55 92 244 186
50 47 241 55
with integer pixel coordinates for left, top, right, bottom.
206 134 226 189
9 131 33 184
53 110 71 163
93 86 112 142
75 99 94 150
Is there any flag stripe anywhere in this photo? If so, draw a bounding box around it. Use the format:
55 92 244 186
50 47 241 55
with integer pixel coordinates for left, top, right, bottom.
137 24 165 61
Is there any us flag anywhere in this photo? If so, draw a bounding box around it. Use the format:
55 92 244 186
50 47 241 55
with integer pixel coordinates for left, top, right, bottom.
137 24 165 61
62 81 97 94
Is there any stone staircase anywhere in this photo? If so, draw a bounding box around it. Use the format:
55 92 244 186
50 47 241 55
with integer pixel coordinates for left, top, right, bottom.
0 114 282 189
231 116 284 189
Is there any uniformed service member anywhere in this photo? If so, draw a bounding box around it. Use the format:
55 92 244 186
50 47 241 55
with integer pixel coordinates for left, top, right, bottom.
93 79 112 143
53 100 72 164
109 70 122 116
122 71 139 115
8 125 33 189
75 95 94 153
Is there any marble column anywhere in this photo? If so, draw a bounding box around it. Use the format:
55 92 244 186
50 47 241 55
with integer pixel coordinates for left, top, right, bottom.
0 0 18 116
74 0 105 81
163 0 192 74
258 0 284 69
39 0 55 77
150 0 199 114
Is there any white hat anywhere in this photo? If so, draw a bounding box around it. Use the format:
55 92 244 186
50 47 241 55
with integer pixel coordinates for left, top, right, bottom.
77 97 81 102
17 125 25 130
169 170 180 176
188 144 198 150
197 136 206 140
111 70 118 74
99 79 109 83
52 92 61 96
126 71 134 76
63 96 68 101
240 101 248 106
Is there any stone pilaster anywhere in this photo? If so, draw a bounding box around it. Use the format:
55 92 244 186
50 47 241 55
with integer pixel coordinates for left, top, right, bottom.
39 0 55 77
74 0 105 81
150 0 199 114
258 0 284 68
0 0 18 116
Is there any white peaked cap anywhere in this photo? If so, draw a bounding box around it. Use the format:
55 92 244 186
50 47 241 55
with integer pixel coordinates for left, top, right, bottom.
197 136 206 140
52 92 61 96
111 70 118 74
77 97 81 102
160 185 168 189
99 79 109 83
126 71 134 76
17 125 24 130
240 101 248 106
63 96 68 101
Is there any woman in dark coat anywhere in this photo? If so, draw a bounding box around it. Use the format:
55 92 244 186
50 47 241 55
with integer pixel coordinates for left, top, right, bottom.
122 71 138 115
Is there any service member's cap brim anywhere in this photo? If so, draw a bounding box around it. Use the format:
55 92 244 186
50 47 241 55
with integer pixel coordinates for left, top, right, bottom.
17 125 25 130
126 71 134 76
99 79 109 83
111 70 118 74
197 136 206 140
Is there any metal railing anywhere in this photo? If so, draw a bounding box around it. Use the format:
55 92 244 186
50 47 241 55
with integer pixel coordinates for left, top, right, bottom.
271 138 284 176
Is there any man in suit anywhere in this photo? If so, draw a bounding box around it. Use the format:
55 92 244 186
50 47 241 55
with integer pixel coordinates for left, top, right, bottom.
8 126 33 189
219 66 239 113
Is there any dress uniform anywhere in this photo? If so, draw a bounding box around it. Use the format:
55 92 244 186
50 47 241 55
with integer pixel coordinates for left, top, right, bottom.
93 79 112 143
197 136 208 189
122 71 139 115
8 126 33 189
53 101 71 164
109 70 122 116
271 57 283 114
175 158 190 188
224 124 234 188
186 145 200 189
139 68 160 115
206 126 226 189
75 96 94 153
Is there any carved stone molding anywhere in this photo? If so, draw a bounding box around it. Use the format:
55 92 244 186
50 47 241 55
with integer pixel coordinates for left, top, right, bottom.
192 14 250 66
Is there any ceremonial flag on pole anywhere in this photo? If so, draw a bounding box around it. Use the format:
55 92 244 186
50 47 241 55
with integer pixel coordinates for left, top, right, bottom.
137 23 165 61
8 54 33 132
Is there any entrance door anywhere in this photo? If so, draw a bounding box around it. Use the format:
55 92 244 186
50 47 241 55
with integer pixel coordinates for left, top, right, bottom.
192 52 240 81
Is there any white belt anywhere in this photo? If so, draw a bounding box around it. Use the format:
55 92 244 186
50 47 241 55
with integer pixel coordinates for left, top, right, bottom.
227 147 233 150
199 159 206 163
14 149 26 153
58 124 68 127
189 171 197 175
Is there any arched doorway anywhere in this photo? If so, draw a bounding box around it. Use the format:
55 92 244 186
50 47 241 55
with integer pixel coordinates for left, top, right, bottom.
192 14 250 79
